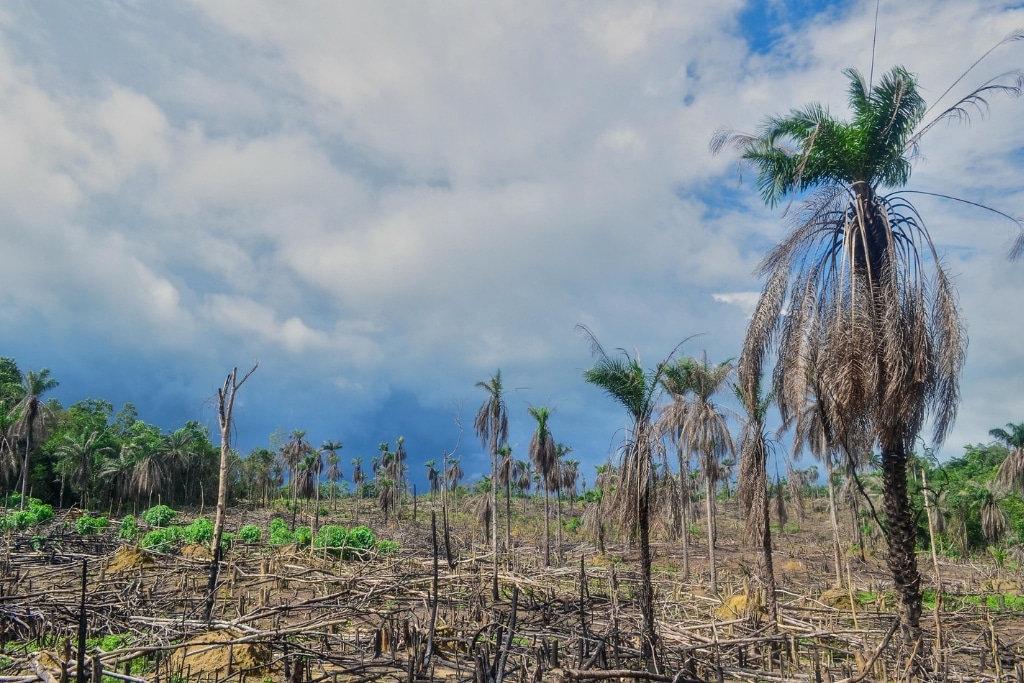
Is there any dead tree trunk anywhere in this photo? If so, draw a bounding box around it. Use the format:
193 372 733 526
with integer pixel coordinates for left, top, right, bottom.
205 362 258 623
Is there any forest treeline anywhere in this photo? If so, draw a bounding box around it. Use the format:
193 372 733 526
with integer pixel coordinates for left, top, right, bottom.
2 355 1023 565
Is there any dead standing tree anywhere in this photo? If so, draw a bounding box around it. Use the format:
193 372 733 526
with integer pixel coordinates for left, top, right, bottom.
205 362 258 623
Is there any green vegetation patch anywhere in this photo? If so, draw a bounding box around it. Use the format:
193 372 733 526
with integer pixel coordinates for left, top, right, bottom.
76 515 110 535
142 505 177 528
182 517 214 546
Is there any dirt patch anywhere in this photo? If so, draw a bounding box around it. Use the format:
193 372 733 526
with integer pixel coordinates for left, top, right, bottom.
169 628 270 680
106 546 154 572
181 543 212 560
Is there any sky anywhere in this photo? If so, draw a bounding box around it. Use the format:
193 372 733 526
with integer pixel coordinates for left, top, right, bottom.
1 0 1023 491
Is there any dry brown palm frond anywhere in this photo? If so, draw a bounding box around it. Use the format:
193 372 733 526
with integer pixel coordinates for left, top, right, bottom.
786 462 807 522
773 475 788 528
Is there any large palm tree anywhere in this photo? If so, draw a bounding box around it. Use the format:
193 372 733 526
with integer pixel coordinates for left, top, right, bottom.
475 370 509 599
659 353 734 596
580 325 678 668
12 368 59 508
528 406 557 567
711 59 1023 646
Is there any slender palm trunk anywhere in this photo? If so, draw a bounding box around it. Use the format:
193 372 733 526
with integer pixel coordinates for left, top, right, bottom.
556 487 563 563
705 475 718 595
637 476 658 668
505 479 512 555
19 425 33 509
543 483 551 567
491 447 499 601
881 441 923 649
826 460 844 588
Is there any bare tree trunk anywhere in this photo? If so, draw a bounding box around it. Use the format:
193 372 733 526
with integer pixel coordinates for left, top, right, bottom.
826 458 844 588
543 483 551 567
705 476 718 596
205 362 258 623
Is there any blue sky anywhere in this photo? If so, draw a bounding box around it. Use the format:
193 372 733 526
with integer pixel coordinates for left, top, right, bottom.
2 1 1023 490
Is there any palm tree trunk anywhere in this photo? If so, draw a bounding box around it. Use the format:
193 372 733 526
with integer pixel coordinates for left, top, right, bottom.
543 483 551 567
556 487 563 564
826 460 844 588
637 479 658 668
881 441 923 649
505 479 512 556
705 476 718 596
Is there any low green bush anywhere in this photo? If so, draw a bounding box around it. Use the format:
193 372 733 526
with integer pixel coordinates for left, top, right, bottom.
76 515 110 535
376 540 399 555
0 499 54 531
269 518 292 545
142 505 177 528
313 525 348 558
294 526 312 548
118 515 139 541
183 517 214 545
140 526 183 553
238 525 261 544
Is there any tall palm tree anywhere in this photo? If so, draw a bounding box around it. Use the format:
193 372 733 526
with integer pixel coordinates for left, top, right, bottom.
710 56 1024 646
425 459 441 502
56 431 111 510
735 379 779 624
475 370 509 599
323 441 344 510
515 459 532 513
992 422 1024 495
281 429 313 507
528 406 557 567
659 353 734 596
12 368 59 508
580 325 679 668
553 443 572 561
160 428 196 506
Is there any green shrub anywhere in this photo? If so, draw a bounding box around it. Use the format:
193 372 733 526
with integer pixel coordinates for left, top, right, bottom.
238 525 262 544
376 540 399 555
142 505 177 528
313 525 348 558
566 517 582 532
76 516 110 535
0 499 54 531
221 532 234 549
183 517 214 545
140 526 183 553
294 526 312 548
345 525 376 560
118 516 139 541
269 518 292 545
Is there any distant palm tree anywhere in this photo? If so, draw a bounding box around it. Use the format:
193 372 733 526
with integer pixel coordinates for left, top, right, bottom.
323 441 344 510
56 431 111 510
281 430 313 506
12 368 59 508
160 428 196 505
99 445 136 512
993 422 1024 495
445 456 464 494
351 457 366 494
475 370 509 599
425 459 441 501
580 325 679 668
528 406 557 567
659 353 734 596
